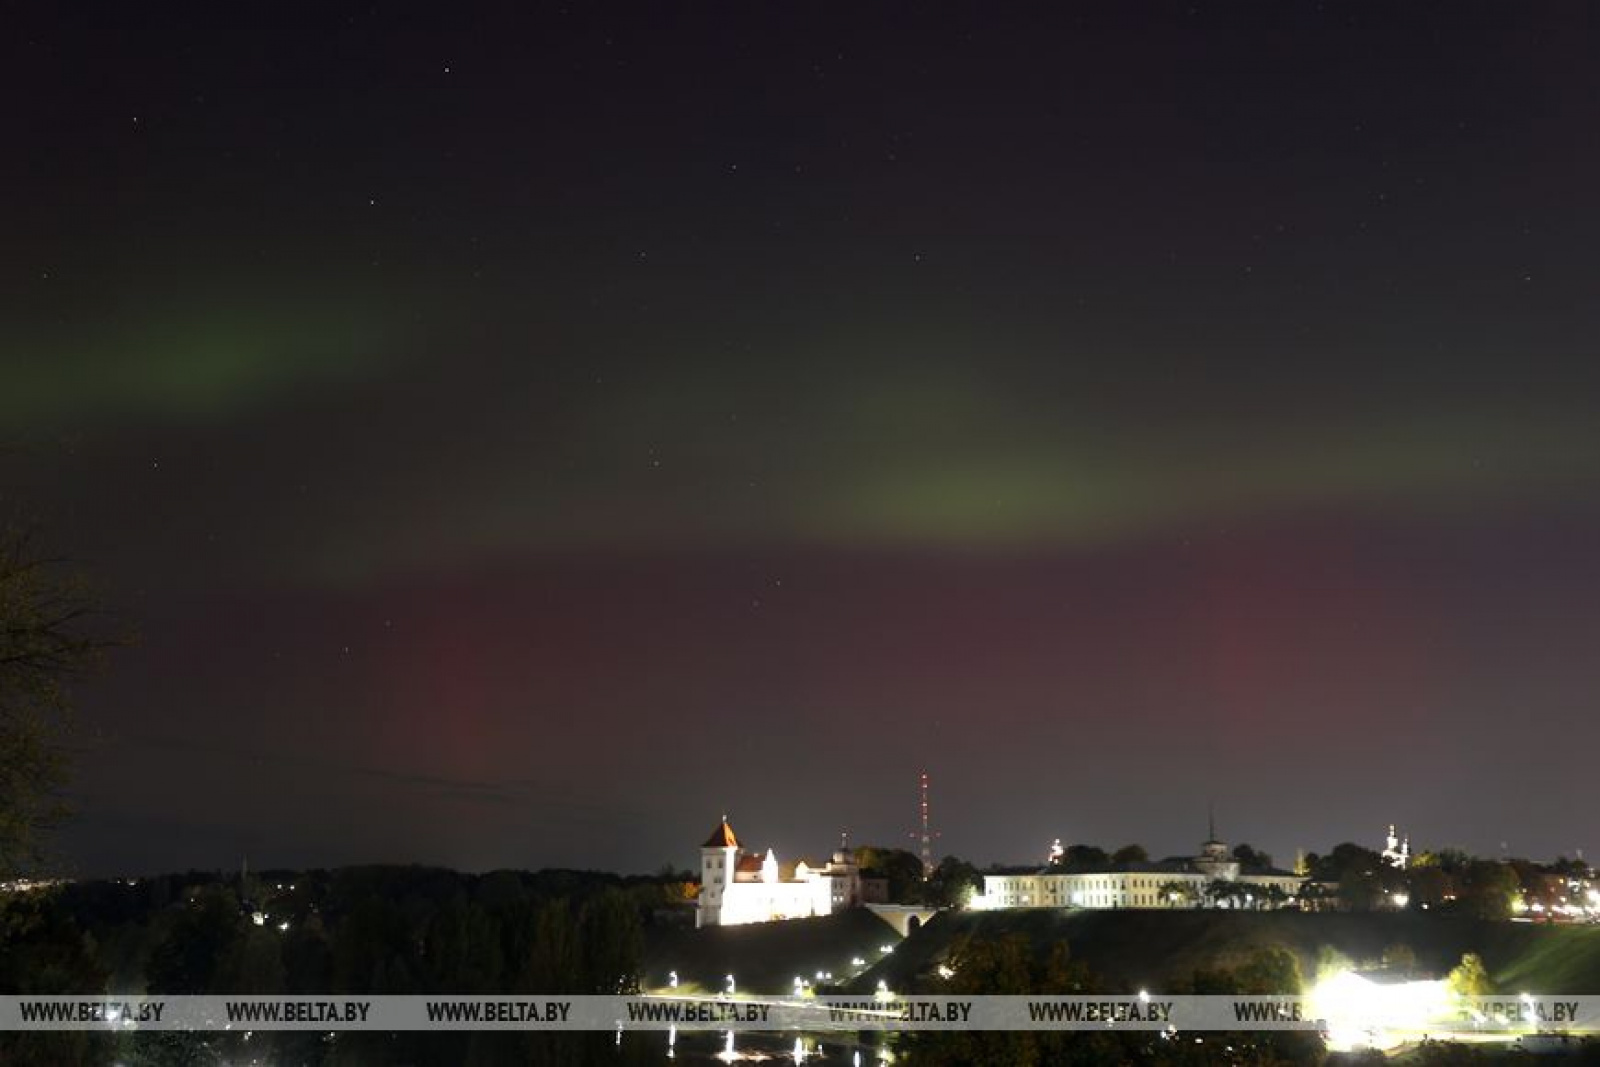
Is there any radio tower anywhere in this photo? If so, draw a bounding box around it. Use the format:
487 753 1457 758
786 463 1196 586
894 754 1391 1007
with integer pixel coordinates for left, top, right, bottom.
913 770 938 878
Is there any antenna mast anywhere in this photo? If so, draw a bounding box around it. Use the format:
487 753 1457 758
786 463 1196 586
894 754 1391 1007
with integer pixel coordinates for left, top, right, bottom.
917 770 935 878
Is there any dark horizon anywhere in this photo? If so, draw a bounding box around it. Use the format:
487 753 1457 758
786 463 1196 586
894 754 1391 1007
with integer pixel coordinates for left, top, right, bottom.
7 2 1600 879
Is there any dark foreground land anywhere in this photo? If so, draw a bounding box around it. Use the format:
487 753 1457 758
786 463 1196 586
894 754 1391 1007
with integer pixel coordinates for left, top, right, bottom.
7 873 1600 1064
849 908 1600 995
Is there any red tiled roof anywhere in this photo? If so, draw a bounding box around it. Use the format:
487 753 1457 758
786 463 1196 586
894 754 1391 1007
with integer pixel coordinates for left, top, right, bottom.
702 819 739 848
735 855 763 874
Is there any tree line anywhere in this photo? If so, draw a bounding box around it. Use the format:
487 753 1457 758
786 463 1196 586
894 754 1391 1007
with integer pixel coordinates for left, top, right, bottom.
995 836 1594 919
1299 843 1587 920
0 865 679 1067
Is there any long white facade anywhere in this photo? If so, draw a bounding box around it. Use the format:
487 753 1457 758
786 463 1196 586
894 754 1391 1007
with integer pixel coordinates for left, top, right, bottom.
975 835 1304 911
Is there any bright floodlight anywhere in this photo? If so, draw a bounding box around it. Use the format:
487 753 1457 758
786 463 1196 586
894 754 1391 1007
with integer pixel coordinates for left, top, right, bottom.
1308 969 1452 1052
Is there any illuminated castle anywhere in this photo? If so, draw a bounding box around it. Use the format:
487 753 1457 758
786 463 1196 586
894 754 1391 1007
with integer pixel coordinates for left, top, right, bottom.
696 818 865 928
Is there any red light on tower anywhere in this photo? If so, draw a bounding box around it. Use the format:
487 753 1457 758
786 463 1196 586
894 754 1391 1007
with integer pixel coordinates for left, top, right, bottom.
913 770 938 879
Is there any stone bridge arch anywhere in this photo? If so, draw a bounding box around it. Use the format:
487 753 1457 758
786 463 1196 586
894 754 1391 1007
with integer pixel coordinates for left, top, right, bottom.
863 903 941 938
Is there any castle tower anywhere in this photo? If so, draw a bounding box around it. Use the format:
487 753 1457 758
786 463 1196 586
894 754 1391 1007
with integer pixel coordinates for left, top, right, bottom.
828 833 862 908
698 817 740 929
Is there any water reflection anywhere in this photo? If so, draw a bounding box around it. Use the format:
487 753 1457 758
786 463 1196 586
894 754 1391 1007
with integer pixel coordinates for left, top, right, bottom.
613 1028 893 1064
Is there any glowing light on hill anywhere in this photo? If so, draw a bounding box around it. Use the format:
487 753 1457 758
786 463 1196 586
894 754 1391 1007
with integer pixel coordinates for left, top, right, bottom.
1308 969 1452 1051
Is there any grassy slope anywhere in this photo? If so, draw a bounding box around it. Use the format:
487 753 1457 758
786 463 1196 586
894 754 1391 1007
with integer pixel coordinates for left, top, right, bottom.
1494 923 1600 994
641 909 900 995
845 910 1600 994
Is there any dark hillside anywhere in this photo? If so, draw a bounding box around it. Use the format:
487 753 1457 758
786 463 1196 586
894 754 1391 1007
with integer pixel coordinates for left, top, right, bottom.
642 910 898 994
848 910 1600 994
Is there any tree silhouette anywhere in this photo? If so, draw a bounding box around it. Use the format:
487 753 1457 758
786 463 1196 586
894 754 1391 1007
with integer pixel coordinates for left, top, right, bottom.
0 523 121 874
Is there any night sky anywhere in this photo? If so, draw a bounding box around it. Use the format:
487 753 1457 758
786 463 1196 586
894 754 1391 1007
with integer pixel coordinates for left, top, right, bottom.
8 3 1600 877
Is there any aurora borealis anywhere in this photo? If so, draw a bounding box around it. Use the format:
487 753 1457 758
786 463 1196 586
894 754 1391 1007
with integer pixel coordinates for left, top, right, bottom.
8 3 1600 875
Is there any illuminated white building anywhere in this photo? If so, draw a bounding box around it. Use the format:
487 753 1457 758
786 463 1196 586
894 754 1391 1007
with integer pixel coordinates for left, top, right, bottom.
696 818 865 928
974 831 1304 911
1381 824 1411 869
